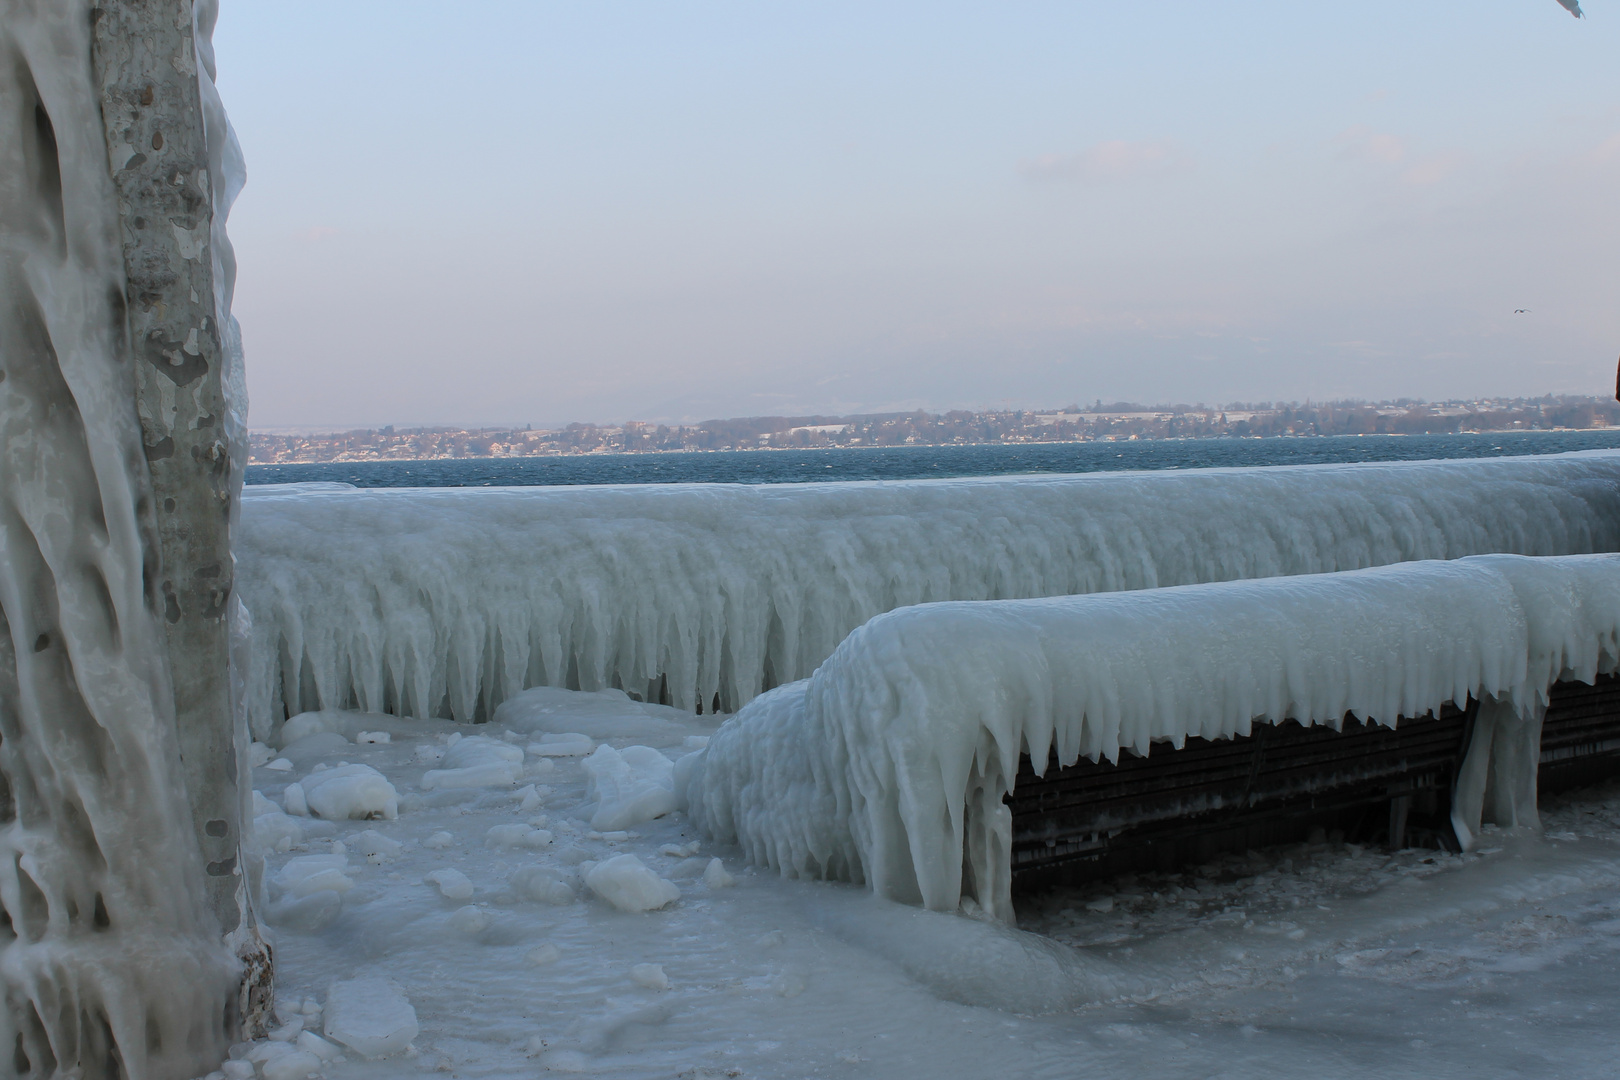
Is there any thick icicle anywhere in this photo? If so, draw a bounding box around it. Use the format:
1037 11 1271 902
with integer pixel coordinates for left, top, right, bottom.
682 554 1620 923
237 452 1620 737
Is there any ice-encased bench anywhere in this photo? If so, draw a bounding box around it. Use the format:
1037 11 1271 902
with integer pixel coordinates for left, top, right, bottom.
682 554 1620 922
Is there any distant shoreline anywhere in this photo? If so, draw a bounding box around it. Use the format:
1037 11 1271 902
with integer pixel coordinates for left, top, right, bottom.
248 423 1620 467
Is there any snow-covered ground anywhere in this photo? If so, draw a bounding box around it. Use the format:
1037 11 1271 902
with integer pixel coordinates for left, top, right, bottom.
218 689 1620 1080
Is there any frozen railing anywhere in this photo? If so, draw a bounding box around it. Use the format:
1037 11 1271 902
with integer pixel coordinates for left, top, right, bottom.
236 451 1620 739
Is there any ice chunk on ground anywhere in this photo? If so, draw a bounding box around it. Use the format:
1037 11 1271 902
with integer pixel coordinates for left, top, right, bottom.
582 745 677 831
279 710 348 748
669 857 709 879
528 732 595 757
252 790 278 816
702 858 735 888
260 1048 322 1080
511 866 575 905
687 553 1620 923
426 868 475 900
295 1030 343 1061
301 763 398 820
421 735 525 790
253 811 305 853
448 905 492 934
350 828 402 861
324 976 418 1058
423 831 454 850
245 1041 299 1066
585 854 681 912
631 963 670 991
274 854 354 899
238 452 1620 735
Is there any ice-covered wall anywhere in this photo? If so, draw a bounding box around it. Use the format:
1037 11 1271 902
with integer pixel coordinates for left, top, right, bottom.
237 451 1620 737
683 554 1620 923
0 0 251 1074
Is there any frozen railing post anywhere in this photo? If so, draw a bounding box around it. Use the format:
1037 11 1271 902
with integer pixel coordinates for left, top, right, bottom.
0 1 266 1076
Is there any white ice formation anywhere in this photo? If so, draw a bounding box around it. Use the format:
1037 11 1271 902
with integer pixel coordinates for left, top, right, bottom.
236 453 1620 738
0 1 253 1074
582 745 679 831
421 735 526 790
322 976 417 1058
585 854 681 912
298 764 399 820
425 869 475 901
683 554 1620 923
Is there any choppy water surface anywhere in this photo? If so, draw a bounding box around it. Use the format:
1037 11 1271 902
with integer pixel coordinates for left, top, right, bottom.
246 430 1620 488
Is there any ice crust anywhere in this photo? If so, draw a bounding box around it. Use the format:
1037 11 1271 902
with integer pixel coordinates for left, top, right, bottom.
236 453 1620 737
322 977 417 1058
685 554 1620 922
242 691 1620 1076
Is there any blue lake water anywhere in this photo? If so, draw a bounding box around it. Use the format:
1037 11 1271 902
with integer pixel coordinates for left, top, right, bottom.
245 430 1620 489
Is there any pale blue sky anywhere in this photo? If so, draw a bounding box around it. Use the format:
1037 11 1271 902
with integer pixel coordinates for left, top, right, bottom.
215 1 1618 429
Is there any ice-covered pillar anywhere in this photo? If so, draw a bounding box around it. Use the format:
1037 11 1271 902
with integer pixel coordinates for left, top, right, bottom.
90 0 250 949
0 0 262 1075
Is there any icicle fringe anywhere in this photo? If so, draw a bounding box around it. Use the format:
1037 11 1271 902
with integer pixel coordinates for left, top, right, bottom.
684 554 1620 923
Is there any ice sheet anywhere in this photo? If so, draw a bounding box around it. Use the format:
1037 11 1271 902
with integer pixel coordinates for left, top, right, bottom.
685 554 1620 921
236 696 1620 1080
236 452 1620 737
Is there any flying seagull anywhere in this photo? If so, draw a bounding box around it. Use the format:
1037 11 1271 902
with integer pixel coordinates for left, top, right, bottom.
1555 0 1584 17
1515 308 1531 314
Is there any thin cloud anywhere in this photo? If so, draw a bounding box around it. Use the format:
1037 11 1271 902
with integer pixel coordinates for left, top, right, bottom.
1334 124 1406 164
1590 132 1620 163
1402 149 1468 186
1334 125 1467 185
1021 140 1193 185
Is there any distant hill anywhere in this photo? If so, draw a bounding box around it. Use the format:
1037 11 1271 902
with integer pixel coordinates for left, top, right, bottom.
249 395 1620 464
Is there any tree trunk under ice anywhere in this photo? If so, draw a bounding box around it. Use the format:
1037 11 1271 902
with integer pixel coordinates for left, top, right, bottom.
0 1 265 1076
